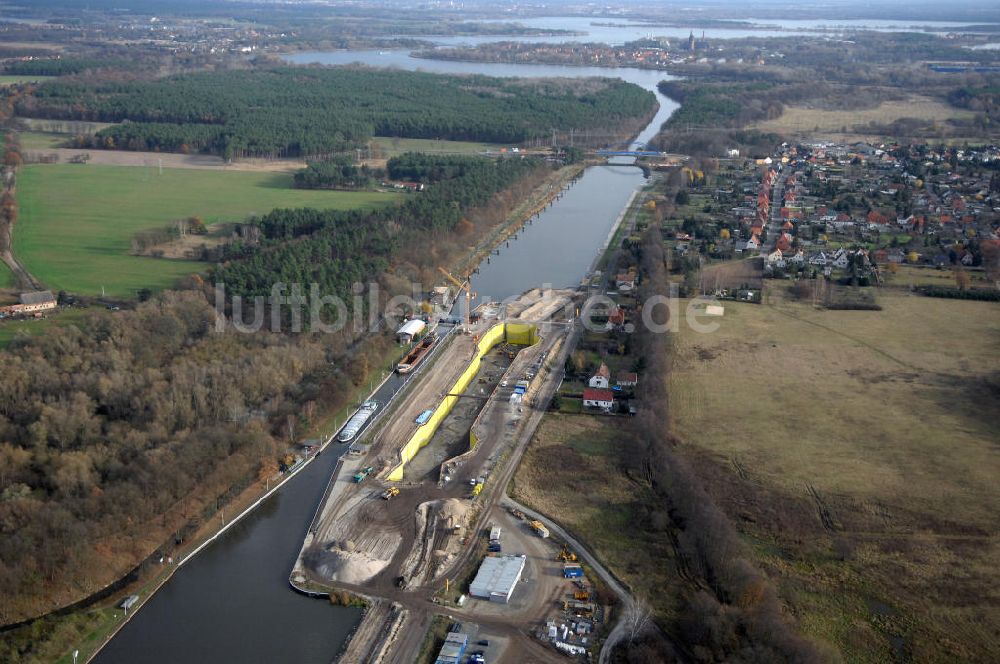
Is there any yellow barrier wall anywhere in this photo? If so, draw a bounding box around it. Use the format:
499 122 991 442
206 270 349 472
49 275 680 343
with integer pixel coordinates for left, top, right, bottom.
387 323 537 481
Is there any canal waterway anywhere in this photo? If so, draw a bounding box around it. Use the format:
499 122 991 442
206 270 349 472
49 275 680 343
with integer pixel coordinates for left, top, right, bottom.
94 39 678 664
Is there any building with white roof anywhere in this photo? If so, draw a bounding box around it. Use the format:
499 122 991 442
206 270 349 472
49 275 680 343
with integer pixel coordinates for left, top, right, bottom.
469 554 526 604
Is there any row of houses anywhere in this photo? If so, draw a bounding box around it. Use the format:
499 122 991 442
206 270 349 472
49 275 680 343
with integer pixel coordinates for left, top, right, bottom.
582 362 639 411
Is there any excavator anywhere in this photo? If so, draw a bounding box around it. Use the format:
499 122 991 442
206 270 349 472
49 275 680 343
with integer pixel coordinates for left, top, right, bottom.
556 546 578 563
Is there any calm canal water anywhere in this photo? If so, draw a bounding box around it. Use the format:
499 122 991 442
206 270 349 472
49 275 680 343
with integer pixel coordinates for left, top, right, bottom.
95 39 678 664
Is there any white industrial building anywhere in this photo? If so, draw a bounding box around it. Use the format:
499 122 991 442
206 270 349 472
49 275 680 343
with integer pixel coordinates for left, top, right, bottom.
396 318 426 343
469 554 526 604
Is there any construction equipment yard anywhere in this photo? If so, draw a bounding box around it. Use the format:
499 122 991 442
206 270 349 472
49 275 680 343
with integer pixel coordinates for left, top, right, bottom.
287 288 627 663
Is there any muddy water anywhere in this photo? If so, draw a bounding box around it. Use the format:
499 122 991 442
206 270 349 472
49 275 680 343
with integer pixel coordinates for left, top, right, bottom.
95 47 677 664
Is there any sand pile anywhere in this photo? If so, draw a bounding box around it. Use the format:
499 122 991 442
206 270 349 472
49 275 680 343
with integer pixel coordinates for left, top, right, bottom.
307 540 390 584
437 498 470 527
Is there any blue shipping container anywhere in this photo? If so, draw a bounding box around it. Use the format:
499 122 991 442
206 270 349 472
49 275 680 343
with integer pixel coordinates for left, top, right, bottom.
563 565 583 578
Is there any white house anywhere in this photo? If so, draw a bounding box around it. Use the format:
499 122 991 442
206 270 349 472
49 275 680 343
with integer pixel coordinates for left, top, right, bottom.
582 388 614 411
588 363 610 389
766 248 785 268
831 248 850 269
615 273 636 292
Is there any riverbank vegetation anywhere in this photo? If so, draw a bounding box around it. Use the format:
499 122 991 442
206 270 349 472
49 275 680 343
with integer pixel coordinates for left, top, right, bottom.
16 67 656 159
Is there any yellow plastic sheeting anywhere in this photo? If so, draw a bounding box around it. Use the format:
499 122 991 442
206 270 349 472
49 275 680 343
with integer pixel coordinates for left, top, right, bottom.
386 322 537 481
504 322 540 346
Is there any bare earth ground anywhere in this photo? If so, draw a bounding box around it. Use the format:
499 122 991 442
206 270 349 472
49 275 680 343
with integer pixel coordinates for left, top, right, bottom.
669 290 1000 662
510 415 682 622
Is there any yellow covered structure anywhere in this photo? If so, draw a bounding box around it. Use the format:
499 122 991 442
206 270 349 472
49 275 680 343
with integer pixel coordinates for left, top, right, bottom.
386 322 539 481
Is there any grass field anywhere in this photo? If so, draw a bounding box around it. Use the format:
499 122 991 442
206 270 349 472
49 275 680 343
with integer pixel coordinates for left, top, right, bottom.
0 261 15 289
0 75 54 86
755 96 975 139
15 164 398 297
883 264 992 288
18 131 66 150
0 308 91 347
669 291 1000 662
511 415 683 622
19 118 116 134
371 136 502 157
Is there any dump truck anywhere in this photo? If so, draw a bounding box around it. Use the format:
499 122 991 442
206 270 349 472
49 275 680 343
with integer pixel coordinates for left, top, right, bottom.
353 466 374 483
530 520 550 538
382 486 399 500
574 590 590 601
509 508 526 520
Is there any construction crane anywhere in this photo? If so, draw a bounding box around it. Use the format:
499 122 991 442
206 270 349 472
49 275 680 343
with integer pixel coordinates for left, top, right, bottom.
438 267 476 330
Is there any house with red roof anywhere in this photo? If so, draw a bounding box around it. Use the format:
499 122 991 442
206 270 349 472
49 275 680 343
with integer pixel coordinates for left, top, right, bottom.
582 388 614 411
616 372 638 387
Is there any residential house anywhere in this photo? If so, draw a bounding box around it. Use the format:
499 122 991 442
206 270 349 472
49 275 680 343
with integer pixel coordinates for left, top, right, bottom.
588 363 610 389
606 307 627 329
808 251 828 267
615 273 636 292
582 388 614 411
766 248 784 267
616 373 638 388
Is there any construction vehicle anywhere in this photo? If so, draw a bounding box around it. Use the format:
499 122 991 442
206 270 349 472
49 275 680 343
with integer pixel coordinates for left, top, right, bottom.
353 466 374 483
556 547 578 563
509 508 526 520
574 590 590 601
563 600 595 617
472 483 483 497
381 486 400 500
530 520 550 538
438 267 476 330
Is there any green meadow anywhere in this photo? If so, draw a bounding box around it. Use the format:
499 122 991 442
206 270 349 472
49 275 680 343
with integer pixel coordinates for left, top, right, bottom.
15 164 398 297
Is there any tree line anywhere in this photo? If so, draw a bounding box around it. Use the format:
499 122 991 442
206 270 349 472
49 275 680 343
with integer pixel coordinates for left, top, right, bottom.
16 66 656 159
0 291 394 624
293 156 380 190
3 58 132 77
216 154 546 307
609 227 831 663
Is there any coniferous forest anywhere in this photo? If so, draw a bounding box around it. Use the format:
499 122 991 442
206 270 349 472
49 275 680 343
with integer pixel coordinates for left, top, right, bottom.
17 67 656 159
